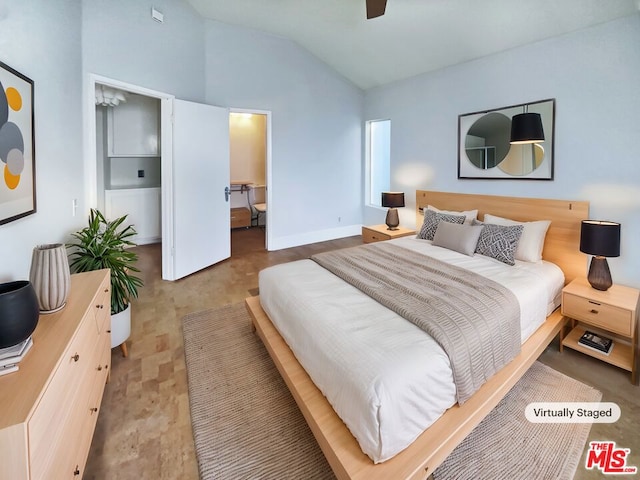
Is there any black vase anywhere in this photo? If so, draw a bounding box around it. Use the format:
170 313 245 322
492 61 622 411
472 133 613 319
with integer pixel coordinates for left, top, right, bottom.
0 281 40 349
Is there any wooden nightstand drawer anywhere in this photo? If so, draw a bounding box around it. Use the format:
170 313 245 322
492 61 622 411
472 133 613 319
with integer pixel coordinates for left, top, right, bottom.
362 228 390 243
562 292 632 336
362 225 415 244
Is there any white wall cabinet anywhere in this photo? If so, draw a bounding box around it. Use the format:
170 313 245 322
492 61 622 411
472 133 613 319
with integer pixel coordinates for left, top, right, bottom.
107 94 160 157
105 187 161 245
100 92 162 245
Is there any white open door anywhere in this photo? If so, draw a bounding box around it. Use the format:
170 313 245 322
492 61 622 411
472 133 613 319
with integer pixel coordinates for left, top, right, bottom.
170 99 230 280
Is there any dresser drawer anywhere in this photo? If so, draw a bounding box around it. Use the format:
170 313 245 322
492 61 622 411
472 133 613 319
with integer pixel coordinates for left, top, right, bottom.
231 207 251 229
562 292 632 336
28 310 100 479
362 228 390 243
71 333 111 478
93 277 111 334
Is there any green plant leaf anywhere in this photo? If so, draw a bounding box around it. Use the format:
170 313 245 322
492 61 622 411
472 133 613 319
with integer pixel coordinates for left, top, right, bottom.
67 209 144 314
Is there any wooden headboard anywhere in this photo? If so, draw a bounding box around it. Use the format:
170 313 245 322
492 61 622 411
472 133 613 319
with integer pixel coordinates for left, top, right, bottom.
416 190 589 284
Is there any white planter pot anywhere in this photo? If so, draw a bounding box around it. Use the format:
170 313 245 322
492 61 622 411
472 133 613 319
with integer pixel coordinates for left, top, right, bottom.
110 303 131 349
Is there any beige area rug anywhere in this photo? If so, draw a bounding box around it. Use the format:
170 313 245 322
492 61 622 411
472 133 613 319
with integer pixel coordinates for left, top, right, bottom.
183 303 601 480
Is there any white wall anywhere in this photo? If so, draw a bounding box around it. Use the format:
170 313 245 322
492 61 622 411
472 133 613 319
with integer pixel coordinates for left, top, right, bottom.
204 21 364 249
0 0 364 280
0 1 83 282
84 3 364 250
81 0 206 102
364 14 640 287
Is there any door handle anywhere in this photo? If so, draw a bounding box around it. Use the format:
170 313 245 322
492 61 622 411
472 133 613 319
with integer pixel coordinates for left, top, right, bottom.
224 186 231 202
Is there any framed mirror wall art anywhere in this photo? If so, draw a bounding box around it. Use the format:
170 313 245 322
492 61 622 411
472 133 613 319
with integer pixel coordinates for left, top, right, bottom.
458 98 555 180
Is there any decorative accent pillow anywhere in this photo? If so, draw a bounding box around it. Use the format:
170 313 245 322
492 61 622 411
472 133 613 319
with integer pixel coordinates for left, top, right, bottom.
428 205 478 225
484 214 551 262
474 222 524 266
432 221 484 256
417 209 466 241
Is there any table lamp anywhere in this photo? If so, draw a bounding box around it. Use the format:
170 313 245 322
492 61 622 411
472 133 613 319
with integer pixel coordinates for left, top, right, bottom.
381 192 404 231
579 220 621 291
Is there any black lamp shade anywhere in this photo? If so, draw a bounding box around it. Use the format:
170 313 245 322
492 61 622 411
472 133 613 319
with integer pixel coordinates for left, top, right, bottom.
381 192 405 208
510 113 545 144
580 220 621 257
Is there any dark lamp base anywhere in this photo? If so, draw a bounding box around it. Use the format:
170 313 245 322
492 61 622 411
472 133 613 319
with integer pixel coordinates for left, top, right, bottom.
385 208 400 231
587 256 612 291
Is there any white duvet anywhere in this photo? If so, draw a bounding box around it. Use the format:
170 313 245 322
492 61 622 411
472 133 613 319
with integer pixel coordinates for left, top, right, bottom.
258 236 564 463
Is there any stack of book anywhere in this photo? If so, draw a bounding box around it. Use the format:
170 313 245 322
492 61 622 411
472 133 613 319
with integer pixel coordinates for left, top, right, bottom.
0 337 33 376
578 330 613 355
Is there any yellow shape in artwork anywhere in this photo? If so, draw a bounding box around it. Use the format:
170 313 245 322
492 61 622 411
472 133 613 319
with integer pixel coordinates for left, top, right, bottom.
5 87 22 111
4 164 20 189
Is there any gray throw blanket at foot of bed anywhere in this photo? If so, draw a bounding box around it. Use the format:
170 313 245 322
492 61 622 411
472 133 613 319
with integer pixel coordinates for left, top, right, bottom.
312 242 521 404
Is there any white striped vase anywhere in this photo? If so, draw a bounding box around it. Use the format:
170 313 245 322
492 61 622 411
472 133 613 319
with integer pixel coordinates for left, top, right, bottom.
29 244 71 314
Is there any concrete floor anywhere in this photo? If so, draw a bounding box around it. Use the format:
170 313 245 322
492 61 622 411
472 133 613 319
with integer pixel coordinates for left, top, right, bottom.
83 228 639 479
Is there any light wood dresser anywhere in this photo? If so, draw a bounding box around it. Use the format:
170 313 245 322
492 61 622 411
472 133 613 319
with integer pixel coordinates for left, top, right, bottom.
0 269 111 479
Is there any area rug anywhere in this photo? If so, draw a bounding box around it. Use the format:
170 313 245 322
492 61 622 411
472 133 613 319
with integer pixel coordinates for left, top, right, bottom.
183 303 601 480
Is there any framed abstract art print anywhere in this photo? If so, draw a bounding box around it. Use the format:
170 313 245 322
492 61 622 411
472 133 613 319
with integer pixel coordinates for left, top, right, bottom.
0 61 35 225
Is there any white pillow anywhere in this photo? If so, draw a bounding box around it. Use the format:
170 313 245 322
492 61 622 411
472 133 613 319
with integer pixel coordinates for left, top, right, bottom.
428 205 478 225
483 214 551 263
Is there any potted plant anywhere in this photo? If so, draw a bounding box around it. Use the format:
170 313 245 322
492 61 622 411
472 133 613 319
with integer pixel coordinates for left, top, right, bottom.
67 209 143 356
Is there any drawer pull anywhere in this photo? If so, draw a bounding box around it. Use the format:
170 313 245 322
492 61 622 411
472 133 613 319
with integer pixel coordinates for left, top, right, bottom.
590 309 599 314
107 330 111 333
72 353 80 362
90 407 98 413
588 300 601 306
105 364 109 370
74 466 80 476
96 304 104 309
97 365 103 371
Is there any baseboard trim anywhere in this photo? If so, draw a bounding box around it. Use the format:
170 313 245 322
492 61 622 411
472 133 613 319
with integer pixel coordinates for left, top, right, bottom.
268 224 361 251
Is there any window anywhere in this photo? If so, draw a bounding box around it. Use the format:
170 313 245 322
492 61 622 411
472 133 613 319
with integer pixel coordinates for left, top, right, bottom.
367 119 391 207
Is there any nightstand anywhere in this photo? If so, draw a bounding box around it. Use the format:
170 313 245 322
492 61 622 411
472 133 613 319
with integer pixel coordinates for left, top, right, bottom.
362 224 416 244
560 277 639 384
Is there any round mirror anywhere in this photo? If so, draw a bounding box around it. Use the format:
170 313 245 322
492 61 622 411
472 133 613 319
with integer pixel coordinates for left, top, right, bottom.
464 112 511 169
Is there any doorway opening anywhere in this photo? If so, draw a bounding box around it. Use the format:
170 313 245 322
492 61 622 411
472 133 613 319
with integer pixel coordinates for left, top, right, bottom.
86 74 175 277
95 86 162 246
229 109 271 253
87 75 273 280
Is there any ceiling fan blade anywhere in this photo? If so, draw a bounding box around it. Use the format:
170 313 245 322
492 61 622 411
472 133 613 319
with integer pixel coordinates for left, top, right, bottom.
366 0 387 19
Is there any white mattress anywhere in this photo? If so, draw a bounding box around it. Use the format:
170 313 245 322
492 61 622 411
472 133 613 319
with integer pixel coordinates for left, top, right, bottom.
258 237 564 463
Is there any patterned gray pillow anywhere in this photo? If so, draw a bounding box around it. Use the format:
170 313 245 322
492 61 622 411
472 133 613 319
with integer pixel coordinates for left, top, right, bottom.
417 209 466 240
474 223 524 266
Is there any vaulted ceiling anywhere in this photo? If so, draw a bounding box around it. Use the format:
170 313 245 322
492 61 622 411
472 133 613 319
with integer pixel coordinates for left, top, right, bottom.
186 0 639 89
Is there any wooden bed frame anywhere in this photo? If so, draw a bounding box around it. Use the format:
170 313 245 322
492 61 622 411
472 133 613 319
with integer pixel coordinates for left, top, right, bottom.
246 191 589 480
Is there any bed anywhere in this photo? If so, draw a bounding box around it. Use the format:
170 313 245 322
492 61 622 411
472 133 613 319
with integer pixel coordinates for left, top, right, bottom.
246 190 589 480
